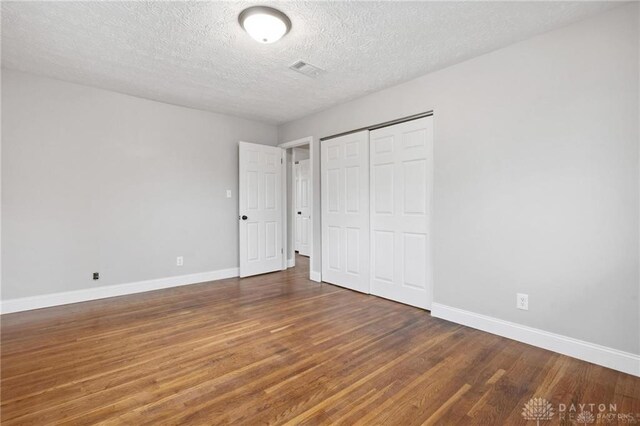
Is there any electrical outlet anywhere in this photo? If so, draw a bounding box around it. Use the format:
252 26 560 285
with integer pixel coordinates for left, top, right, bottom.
226 190 232 198
93 272 99 280
517 293 528 310
176 256 184 266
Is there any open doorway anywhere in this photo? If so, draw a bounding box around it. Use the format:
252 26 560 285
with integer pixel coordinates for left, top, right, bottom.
279 136 316 281
293 148 311 257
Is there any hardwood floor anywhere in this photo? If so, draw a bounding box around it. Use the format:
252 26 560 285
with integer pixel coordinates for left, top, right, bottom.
2 255 639 425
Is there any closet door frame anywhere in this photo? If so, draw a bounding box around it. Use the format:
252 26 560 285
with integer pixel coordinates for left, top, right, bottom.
318 111 434 309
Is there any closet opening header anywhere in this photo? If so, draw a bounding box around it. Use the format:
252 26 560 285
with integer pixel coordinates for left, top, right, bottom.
320 110 433 142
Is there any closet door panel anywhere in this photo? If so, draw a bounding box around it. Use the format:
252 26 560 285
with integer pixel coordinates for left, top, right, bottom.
321 130 370 293
370 117 433 309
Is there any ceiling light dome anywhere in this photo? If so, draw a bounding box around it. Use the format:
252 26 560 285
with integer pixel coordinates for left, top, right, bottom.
239 6 291 44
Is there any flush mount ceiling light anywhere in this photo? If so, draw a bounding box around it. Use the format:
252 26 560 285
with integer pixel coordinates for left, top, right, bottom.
239 6 291 44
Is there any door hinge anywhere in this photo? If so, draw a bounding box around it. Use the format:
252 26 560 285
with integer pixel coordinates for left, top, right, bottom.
281 248 283 253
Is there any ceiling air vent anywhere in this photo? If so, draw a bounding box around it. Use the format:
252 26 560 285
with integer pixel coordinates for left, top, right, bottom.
289 60 326 78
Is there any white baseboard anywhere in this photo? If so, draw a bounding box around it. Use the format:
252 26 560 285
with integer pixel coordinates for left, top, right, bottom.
1 267 239 314
310 270 321 282
287 258 295 268
431 303 640 377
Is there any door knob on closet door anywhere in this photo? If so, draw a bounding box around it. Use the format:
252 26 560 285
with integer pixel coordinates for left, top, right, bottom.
297 211 302 215
240 215 248 220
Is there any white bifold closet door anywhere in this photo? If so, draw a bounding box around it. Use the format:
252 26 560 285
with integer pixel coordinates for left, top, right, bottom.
321 130 370 293
369 117 433 309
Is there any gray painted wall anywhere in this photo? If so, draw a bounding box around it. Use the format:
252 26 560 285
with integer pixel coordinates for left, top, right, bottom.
293 147 310 162
279 4 639 354
2 70 278 299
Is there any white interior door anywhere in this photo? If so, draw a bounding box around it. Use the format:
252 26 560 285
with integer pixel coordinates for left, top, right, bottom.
239 141 283 278
321 130 370 293
369 117 433 309
294 163 302 253
295 159 311 257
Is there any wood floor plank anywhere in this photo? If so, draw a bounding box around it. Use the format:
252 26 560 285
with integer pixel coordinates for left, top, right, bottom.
2 255 638 424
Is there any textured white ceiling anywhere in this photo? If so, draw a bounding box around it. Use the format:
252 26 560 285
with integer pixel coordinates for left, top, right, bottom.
2 1 619 124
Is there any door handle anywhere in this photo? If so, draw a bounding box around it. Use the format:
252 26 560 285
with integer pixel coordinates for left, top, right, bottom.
297 211 302 215
240 215 248 220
